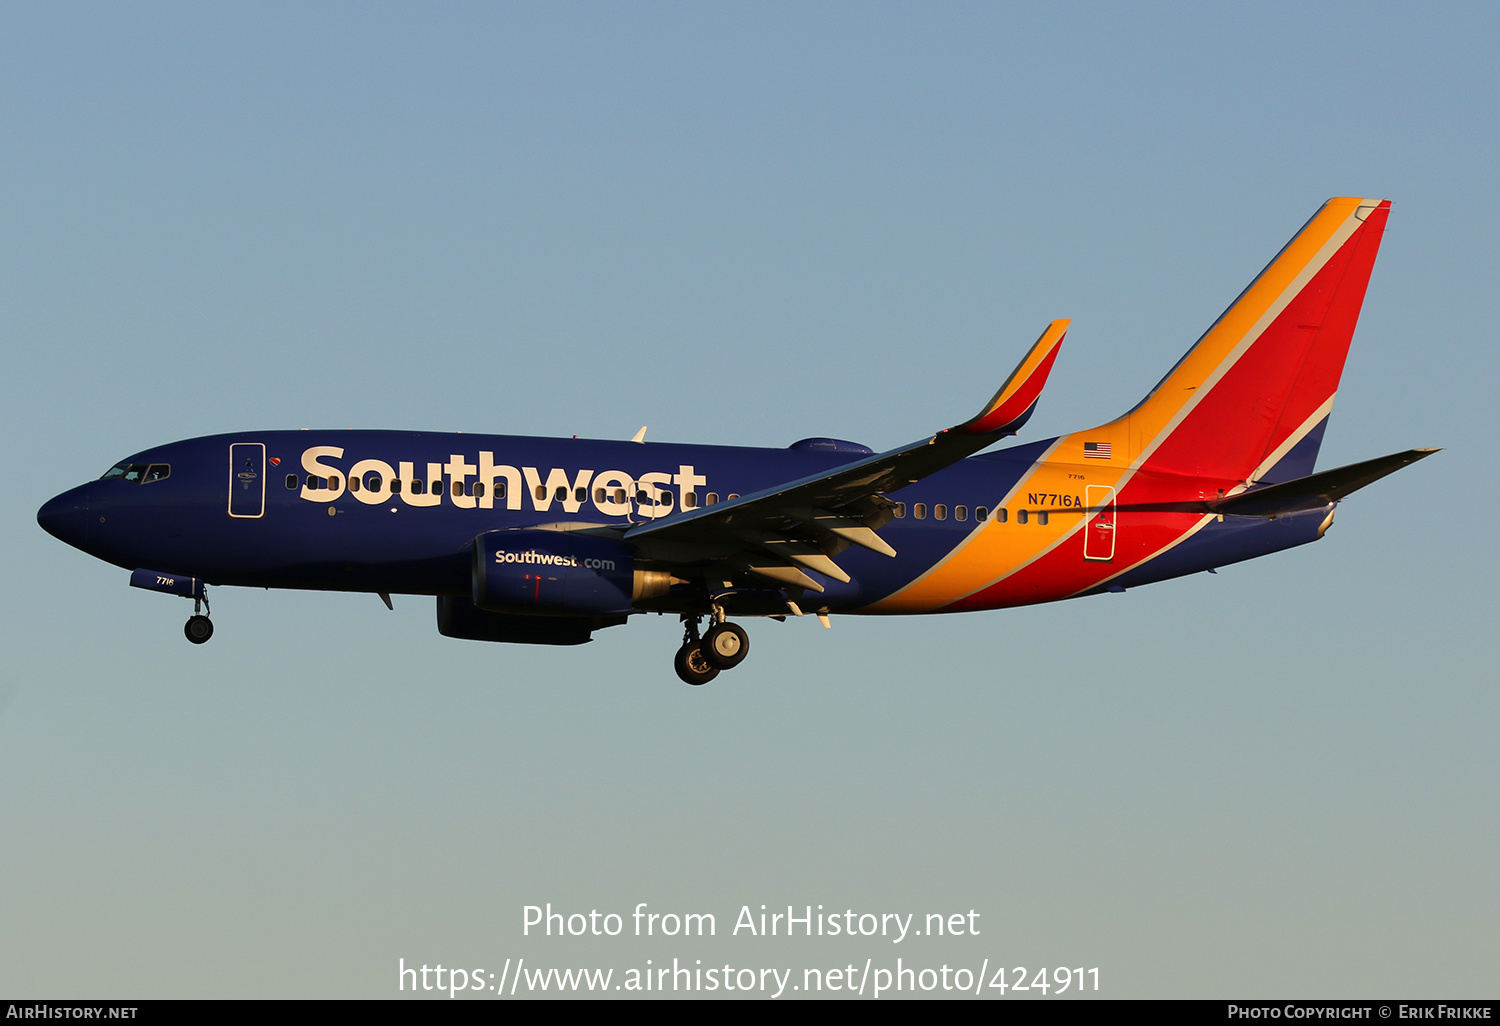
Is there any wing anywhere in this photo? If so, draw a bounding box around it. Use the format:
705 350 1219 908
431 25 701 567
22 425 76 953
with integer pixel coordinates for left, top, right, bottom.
622 320 1069 593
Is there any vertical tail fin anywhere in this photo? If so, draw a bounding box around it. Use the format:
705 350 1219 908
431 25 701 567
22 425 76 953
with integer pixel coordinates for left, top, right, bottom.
1083 198 1390 482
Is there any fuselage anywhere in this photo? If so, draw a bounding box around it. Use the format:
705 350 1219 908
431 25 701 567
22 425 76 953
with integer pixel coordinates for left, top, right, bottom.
37 429 1329 615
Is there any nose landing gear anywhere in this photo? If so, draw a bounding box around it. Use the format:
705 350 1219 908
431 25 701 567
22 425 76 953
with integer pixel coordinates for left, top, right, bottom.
128 570 216 645
674 609 750 685
183 591 213 645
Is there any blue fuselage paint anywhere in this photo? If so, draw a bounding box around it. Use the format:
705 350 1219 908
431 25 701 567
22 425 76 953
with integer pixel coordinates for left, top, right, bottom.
38 430 1323 613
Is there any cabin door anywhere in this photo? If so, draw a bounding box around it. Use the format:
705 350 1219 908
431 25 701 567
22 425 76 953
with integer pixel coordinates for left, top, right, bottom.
1083 485 1116 562
228 442 266 518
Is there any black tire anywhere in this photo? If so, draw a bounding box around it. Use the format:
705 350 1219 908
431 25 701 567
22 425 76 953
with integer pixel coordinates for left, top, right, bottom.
184 615 214 645
702 622 749 670
674 642 719 686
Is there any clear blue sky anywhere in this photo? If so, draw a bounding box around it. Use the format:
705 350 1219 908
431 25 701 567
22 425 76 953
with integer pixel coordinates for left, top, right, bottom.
2 2 1495 998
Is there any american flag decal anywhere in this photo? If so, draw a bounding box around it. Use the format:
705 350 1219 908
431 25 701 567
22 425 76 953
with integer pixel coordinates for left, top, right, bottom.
1083 442 1112 459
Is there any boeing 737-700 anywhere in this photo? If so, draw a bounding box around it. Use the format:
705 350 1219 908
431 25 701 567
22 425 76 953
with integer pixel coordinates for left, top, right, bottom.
37 197 1435 684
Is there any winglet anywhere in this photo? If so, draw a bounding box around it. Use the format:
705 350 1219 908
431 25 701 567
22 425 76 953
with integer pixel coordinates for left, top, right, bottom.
957 319 1069 435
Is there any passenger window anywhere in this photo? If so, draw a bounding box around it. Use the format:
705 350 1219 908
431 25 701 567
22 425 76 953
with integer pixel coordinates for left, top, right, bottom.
473 482 484 497
428 480 439 494
535 485 547 501
1038 511 1049 526
412 479 424 495
636 489 650 504
329 475 341 490
594 488 605 502
934 504 947 520
350 476 361 492
573 487 584 502
914 503 927 519
1017 509 1028 525
286 474 298 489
727 493 740 501
554 486 567 501
705 493 719 505
684 492 697 509
614 488 626 503
366 474 382 492
976 507 988 522
893 502 905 518
496 481 507 500
143 464 171 483
392 479 404 494
956 505 968 521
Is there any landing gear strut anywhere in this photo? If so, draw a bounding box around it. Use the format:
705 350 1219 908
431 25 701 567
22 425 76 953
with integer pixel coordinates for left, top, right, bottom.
183 591 213 645
673 609 750 685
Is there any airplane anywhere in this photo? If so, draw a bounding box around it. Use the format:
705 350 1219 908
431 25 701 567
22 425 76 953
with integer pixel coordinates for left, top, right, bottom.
37 197 1436 685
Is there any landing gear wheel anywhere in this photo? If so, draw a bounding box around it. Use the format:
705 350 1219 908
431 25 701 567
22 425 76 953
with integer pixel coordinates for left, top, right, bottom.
702 622 749 670
184 615 214 645
674 642 719 686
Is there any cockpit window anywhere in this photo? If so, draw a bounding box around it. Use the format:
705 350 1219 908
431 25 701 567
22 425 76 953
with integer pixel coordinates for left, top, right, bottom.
101 463 148 482
101 462 167 483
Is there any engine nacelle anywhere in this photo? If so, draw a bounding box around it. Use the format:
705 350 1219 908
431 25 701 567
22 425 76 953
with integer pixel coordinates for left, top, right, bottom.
437 596 623 646
472 530 672 616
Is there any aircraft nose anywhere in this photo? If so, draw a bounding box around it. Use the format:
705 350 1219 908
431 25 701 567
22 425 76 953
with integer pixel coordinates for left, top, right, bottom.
37 487 91 549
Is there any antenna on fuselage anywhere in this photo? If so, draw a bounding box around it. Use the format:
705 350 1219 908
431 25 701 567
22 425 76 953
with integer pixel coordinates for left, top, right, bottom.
630 426 648 443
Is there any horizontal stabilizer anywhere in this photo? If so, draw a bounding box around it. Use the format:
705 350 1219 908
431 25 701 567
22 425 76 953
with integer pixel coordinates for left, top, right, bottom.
1210 448 1438 516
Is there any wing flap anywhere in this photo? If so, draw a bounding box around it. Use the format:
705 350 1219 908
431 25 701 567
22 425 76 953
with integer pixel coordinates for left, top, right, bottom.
755 539 852 583
786 508 899 557
733 561 825 593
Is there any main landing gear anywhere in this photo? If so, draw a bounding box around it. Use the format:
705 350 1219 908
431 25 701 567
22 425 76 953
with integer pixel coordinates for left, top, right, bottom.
674 609 751 686
183 591 213 645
